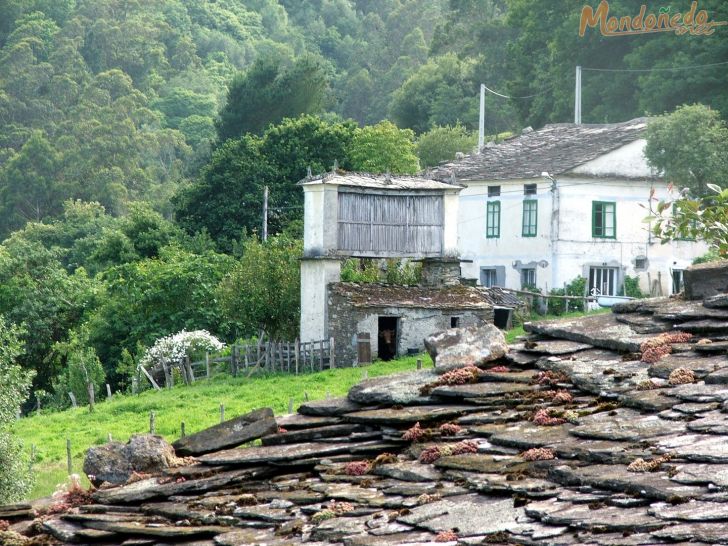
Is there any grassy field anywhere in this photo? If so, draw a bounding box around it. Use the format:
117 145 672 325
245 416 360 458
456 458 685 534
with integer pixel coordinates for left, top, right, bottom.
13 355 431 500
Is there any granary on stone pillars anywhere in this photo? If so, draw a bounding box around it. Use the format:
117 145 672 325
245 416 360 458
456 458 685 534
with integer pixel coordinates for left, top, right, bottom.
299 171 515 365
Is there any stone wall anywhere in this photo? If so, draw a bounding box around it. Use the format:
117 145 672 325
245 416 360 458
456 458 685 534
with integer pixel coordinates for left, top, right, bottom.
420 258 462 287
328 289 493 366
684 259 728 300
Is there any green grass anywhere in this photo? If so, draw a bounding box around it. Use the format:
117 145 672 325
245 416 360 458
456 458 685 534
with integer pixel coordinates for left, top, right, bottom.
505 308 610 343
13 355 431 500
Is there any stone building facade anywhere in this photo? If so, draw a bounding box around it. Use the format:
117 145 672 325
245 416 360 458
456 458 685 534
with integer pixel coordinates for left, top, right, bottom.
327 282 495 366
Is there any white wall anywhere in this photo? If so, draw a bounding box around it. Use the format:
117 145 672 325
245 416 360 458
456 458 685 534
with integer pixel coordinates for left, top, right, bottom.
458 158 707 296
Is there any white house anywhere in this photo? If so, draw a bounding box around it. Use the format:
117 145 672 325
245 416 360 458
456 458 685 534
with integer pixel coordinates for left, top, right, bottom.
432 118 708 297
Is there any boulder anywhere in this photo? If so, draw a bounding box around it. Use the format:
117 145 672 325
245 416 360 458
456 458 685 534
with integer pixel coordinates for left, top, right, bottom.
424 323 507 371
684 260 728 300
84 434 180 486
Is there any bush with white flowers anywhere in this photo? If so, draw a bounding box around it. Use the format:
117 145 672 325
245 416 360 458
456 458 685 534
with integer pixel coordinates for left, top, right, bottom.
139 330 225 373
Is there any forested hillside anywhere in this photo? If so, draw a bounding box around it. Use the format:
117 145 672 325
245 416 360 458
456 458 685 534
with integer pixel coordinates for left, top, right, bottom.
0 0 726 410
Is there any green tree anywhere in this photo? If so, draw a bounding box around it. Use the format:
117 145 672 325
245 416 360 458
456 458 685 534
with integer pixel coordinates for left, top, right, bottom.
52 329 106 407
0 317 34 504
217 234 301 340
348 120 420 174
216 54 328 140
86 246 238 383
644 104 728 196
416 123 477 168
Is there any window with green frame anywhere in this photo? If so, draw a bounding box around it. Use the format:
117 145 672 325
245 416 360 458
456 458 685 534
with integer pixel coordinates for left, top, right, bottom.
486 201 500 238
522 199 537 236
592 201 616 238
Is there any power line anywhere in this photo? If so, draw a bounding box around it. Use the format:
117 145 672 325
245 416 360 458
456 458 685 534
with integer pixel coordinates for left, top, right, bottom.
482 84 549 100
582 60 728 73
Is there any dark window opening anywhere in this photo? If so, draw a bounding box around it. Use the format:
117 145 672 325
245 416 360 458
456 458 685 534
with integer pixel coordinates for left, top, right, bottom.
524 183 537 195
635 257 647 270
589 266 618 296
450 317 460 328
488 185 501 197
377 316 398 361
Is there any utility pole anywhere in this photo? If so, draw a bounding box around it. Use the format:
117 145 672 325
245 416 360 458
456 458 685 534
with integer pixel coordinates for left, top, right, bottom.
478 84 485 151
574 66 582 125
262 185 269 242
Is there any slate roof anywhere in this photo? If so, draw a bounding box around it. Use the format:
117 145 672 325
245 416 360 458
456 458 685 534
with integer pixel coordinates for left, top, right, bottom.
431 117 650 182
5 268 728 546
299 171 463 190
329 282 522 310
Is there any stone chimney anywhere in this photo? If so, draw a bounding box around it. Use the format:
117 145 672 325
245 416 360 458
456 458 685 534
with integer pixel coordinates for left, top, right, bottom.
420 258 461 288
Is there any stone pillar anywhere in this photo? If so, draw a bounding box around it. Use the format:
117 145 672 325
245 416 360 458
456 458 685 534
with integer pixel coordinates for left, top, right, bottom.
442 190 460 256
303 183 338 257
300 257 341 342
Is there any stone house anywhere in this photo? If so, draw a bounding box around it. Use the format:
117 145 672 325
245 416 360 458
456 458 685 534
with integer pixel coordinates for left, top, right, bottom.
432 118 708 297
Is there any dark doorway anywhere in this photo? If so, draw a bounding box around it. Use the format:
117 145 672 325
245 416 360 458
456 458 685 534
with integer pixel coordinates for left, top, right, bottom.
378 316 398 361
493 308 513 330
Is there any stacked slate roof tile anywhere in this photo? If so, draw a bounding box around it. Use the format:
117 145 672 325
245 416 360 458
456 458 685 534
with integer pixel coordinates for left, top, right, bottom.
3 265 728 545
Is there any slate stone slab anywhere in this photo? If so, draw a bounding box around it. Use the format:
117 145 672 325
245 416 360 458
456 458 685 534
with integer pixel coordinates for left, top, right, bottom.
651 299 728 322
652 522 728 543
434 454 526 474
704 294 728 309
548 464 704 501
614 313 673 334
261 424 360 446
348 370 439 405
397 494 524 537
457 410 521 425
504 351 542 366
275 413 342 430
553 439 648 465
478 369 537 383
430 382 536 399
173 408 277 456
686 412 728 434
669 383 728 403
618 390 679 412
673 402 720 414
650 501 728 522
518 340 593 355
670 463 728 487
0 503 32 518
424 322 508 371
343 405 476 426
298 397 363 416
677 319 728 334
648 353 726 380
489 422 574 449
525 499 665 533
524 313 651 353
200 442 354 466
657 433 728 463
570 410 685 441
705 367 728 385
311 514 369 541
372 461 443 482
94 468 269 504
611 297 672 314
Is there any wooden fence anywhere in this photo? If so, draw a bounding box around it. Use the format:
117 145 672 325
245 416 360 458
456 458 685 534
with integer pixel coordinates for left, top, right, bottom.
140 337 336 390
499 287 596 314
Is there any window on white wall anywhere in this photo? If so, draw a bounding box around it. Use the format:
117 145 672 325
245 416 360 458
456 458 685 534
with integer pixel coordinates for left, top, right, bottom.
481 268 497 287
486 201 500 238
592 201 616 239
521 268 536 289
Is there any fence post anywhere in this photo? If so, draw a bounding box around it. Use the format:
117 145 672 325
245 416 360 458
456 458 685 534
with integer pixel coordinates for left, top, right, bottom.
244 344 249 370
304 391 309 401
150 411 156 434
107 433 113 443
265 342 270 371
278 342 284 373
287 342 292 373
106 383 113 401
132 376 138 395
288 397 294 415
294 339 300 375
220 403 225 423
417 358 422 370
87 382 95 413
35 393 41 415
319 340 324 371
231 346 238 377
180 421 186 438
362 370 368 380
68 392 77 409
66 438 72 475
329 337 336 369
205 352 211 380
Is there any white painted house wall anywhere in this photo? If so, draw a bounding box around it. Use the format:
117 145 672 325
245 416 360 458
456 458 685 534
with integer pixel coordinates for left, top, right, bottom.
457 140 708 296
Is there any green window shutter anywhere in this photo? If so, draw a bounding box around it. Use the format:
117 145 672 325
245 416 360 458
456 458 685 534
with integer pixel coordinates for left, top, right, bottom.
592 201 616 239
486 201 500 238
522 199 537 237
